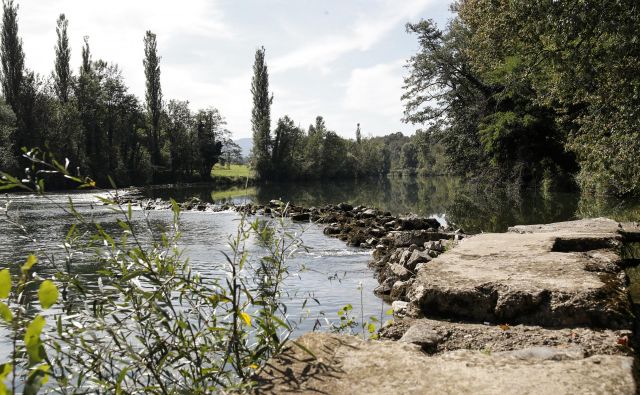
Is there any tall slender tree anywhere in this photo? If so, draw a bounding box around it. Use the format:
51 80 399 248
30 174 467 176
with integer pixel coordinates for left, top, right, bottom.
77 36 101 175
143 30 162 167
250 46 272 178
0 0 23 112
53 13 71 103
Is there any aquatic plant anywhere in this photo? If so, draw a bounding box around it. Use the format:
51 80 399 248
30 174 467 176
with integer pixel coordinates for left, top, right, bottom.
0 149 307 393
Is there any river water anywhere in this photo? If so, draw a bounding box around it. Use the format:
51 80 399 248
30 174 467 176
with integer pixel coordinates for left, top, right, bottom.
1 176 640 360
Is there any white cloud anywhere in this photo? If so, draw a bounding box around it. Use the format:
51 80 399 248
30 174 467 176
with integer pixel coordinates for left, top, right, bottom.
18 0 230 111
10 0 450 139
343 59 405 118
271 0 435 73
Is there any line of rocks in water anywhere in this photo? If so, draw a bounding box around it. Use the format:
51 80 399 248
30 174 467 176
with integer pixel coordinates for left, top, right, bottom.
116 194 466 305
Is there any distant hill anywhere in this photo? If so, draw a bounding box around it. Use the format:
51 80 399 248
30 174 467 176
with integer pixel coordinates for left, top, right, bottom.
234 138 252 160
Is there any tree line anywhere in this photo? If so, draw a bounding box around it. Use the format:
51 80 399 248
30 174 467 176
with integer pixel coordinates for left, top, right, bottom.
249 47 433 181
0 0 230 186
402 0 640 195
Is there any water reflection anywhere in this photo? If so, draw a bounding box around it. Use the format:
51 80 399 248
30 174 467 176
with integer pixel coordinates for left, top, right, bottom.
145 176 640 233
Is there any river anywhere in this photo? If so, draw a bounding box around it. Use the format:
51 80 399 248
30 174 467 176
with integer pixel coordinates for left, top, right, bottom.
1 175 640 361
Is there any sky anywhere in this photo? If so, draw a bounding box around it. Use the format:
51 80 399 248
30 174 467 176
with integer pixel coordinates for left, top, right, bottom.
16 0 453 139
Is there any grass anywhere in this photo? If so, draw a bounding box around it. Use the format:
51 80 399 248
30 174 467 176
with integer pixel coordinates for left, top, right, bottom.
211 164 254 179
211 187 257 201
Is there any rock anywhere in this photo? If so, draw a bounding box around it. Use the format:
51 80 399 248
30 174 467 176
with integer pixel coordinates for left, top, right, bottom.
425 240 445 252
398 214 441 230
374 279 394 295
407 218 634 328
385 230 452 247
392 301 409 316
257 333 636 394
381 318 633 357
362 208 377 218
390 280 413 300
290 212 310 222
323 225 341 235
369 227 386 237
337 202 353 211
398 250 412 266
414 261 428 272
496 346 584 361
388 263 411 281
399 321 444 350
405 250 431 270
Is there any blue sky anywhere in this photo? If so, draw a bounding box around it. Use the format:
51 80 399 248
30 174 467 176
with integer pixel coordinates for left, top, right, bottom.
18 0 453 139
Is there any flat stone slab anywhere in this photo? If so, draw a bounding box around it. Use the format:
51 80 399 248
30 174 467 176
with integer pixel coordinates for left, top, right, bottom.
380 318 633 357
407 218 634 328
256 333 636 394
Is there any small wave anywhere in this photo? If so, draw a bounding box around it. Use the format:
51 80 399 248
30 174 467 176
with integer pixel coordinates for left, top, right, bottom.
300 249 372 258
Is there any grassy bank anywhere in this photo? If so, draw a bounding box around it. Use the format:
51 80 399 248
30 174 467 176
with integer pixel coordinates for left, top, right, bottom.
210 164 255 186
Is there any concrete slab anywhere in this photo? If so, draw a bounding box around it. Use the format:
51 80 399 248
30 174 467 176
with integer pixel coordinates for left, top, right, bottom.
407 218 633 328
256 333 636 395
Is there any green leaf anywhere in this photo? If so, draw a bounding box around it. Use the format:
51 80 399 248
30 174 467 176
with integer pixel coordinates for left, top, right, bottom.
24 315 46 364
21 255 38 275
0 363 12 395
38 280 58 309
239 311 251 326
367 323 376 333
24 364 50 395
0 363 11 379
0 269 10 299
0 302 12 322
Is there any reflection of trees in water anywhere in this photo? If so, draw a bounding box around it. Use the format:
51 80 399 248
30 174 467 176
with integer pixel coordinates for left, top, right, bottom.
443 186 579 233
147 178 639 234
576 194 640 223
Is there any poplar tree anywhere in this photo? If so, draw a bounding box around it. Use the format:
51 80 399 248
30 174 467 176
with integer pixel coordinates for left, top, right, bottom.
0 0 23 111
53 13 71 103
143 30 162 167
250 46 272 178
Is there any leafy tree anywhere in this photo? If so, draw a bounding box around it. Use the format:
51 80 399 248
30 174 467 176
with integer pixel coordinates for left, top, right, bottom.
196 108 225 179
220 138 243 167
271 115 303 179
53 14 71 103
250 46 272 179
166 99 195 176
403 5 576 186
143 30 163 168
0 99 15 171
400 142 418 170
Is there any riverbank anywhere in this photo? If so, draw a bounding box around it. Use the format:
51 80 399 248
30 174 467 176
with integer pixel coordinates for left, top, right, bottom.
258 217 640 394
112 193 640 392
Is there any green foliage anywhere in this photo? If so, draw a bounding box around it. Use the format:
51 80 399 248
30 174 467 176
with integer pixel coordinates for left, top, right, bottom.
196 108 226 179
404 1 640 194
143 30 163 167
251 46 273 179
53 14 71 103
0 0 24 114
0 269 9 298
37 280 58 309
0 8 229 186
0 151 311 393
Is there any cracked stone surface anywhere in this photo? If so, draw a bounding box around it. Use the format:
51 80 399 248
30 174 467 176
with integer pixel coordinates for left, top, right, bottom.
256 332 636 395
406 218 636 328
